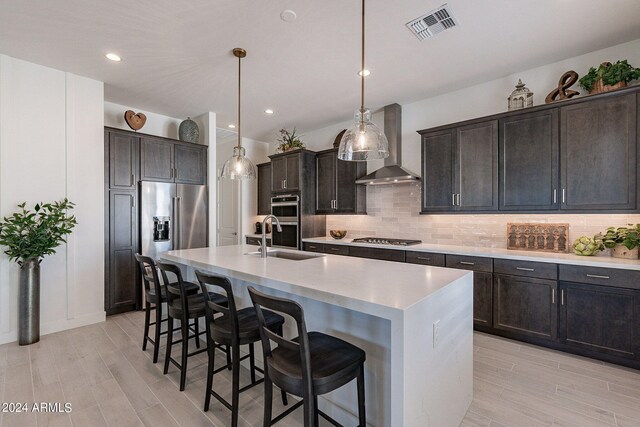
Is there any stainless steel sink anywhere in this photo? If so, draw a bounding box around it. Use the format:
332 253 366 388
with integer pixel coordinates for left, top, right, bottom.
244 250 325 261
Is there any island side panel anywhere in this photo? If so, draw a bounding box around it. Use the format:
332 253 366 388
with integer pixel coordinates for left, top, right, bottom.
402 272 473 427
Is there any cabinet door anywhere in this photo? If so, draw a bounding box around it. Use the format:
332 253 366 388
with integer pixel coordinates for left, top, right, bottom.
316 151 336 213
174 144 206 184
493 274 558 342
285 154 300 191
421 130 455 212
336 157 366 214
271 156 287 192
141 138 174 182
456 121 498 211
560 94 637 210
108 132 139 190
348 246 405 262
474 272 493 327
559 282 640 360
257 163 272 215
499 110 559 210
108 191 138 314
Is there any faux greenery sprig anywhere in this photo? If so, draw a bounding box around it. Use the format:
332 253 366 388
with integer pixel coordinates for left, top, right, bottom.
276 127 305 152
579 60 640 92
601 224 640 250
0 199 77 265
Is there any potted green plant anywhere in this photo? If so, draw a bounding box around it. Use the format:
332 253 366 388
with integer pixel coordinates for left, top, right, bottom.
572 234 605 256
276 127 305 153
0 199 77 345
578 60 640 94
601 224 640 259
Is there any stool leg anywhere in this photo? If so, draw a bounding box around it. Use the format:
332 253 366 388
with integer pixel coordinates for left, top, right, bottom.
231 343 240 427
249 342 256 384
180 318 189 391
203 338 215 412
163 317 174 375
263 376 273 427
357 364 366 427
313 396 319 427
226 345 232 370
152 303 162 363
276 325 287 406
194 319 200 349
142 301 151 351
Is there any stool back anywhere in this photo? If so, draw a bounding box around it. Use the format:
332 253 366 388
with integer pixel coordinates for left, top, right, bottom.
195 271 239 343
247 287 312 391
135 254 163 299
156 261 191 315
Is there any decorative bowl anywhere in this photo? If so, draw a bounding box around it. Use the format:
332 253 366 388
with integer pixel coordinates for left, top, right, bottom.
329 230 347 240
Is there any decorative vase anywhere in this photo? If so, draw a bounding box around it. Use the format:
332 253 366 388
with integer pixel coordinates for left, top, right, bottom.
18 258 40 345
179 117 199 143
589 79 626 95
611 244 639 259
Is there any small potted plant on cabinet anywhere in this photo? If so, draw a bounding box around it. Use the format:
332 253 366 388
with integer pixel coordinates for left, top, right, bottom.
0 199 77 345
601 224 640 259
578 60 640 94
276 127 305 153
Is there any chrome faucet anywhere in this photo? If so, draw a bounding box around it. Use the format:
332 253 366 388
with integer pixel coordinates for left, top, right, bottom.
260 215 282 258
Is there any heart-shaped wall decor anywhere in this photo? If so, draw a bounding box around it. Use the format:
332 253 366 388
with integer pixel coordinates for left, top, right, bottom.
124 110 147 131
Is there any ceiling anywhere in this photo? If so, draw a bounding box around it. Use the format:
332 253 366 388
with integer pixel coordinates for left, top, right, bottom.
1 0 639 142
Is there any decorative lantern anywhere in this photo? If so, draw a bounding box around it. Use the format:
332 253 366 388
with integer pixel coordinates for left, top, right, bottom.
507 79 533 111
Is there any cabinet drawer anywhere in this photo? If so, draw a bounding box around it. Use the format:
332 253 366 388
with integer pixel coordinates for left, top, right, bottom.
348 246 405 262
303 242 324 253
494 259 557 280
324 244 349 256
446 255 493 272
559 265 640 290
405 251 445 267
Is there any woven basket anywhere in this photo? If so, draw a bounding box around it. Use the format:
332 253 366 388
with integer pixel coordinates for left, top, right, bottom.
589 79 626 95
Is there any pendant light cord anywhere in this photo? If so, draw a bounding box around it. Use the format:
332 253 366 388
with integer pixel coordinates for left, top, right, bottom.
237 52 242 149
360 0 365 112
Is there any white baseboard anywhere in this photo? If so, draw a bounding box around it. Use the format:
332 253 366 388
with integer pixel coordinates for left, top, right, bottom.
0 311 106 345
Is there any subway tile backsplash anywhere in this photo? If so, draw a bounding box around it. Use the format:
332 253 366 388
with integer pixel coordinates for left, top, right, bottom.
325 183 640 248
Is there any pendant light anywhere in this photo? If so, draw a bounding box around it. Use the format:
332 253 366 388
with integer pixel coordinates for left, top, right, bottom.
337 0 389 161
221 48 256 179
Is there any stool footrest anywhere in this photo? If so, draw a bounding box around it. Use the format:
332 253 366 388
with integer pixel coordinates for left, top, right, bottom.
271 399 304 425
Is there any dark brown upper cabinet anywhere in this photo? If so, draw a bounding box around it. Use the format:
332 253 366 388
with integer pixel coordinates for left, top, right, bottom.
141 137 207 185
560 93 637 210
271 151 300 193
107 130 139 190
257 162 271 215
315 148 367 214
420 121 498 212
499 109 559 210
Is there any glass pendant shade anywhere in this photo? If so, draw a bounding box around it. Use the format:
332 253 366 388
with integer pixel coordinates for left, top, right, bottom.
338 108 389 161
221 146 256 179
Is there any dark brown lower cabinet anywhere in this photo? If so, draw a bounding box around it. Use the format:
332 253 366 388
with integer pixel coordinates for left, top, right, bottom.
559 282 640 360
493 274 557 342
473 272 493 327
348 246 405 262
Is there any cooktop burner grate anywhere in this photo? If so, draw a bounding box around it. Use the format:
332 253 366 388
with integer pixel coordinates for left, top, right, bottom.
351 237 422 246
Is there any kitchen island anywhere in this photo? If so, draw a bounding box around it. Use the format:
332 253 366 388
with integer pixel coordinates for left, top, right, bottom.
161 245 473 427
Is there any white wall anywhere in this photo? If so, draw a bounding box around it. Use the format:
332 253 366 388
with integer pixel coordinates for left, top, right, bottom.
104 101 182 140
0 55 105 344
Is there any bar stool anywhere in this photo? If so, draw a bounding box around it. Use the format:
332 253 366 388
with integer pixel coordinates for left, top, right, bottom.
195 271 289 427
135 254 200 363
157 261 228 391
248 286 366 427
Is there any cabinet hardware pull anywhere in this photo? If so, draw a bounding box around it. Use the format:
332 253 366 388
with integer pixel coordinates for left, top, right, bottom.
552 289 555 304
131 195 135 208
131 174 135 186
562 188 566 204
452 194 456 206
334 200 337 209
309 245 316 249
417 257 431 261
174 167 178 178
586 274 609 279
457 193 461 206
561 289 564 306
330 248 340 251
459 261 475 266
516 267 535 271
284 179 287 189
553 189 557 204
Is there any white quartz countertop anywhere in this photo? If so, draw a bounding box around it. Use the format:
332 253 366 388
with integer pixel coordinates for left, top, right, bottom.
161 245 471 316
302 237 640 271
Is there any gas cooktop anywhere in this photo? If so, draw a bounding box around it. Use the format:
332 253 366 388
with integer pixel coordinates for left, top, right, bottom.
351 237 422 246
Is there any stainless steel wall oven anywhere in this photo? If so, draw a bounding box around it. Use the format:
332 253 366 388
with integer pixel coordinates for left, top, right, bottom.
270 195 299 249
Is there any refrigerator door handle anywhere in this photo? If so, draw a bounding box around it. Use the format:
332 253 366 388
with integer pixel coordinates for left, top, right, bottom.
176 196 181 250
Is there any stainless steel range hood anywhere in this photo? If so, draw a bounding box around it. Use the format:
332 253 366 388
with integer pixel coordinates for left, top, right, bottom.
355 103 420 185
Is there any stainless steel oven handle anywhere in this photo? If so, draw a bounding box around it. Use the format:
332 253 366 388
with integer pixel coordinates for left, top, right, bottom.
271 202 299 206
277 222 298 226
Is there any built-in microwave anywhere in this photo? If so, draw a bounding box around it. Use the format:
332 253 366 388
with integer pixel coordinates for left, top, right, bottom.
271 195 299 249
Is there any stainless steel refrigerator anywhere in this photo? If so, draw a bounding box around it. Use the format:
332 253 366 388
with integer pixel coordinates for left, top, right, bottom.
140 181 208 260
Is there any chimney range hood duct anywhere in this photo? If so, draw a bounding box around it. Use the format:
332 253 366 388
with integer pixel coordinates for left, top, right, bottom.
355 103 421 185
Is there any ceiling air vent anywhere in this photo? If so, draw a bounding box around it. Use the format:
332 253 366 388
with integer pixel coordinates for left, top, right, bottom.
406 4 458 41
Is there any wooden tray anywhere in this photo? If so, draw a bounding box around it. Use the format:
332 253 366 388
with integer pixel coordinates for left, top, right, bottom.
507 223 569 253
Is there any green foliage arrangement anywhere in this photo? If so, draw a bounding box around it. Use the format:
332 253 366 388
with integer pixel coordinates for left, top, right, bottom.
0 199 77 265
572 234 605 256
276 127 305 152
601 224 640 250
578 60 640 92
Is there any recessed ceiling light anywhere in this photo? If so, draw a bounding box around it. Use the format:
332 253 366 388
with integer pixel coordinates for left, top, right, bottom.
280 9 297 22
105 53 121 62
264 109 274 115
358 69 371 77
228 124 236 129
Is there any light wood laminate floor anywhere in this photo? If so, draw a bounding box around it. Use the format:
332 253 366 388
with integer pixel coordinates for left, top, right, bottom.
1 311 639 426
